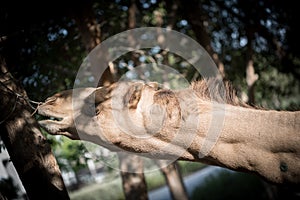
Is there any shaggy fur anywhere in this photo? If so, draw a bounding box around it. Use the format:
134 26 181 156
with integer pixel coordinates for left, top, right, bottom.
191 78 251 108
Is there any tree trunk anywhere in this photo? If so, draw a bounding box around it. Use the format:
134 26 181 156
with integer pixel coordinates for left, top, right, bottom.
115 2 149 200
165 0 179 30
245 31 258 105
75 2 149 199
156 160 189 200
156 4 189 199
0 57 69 200
74 1 115 86
118 153 148 200
183 0 226 78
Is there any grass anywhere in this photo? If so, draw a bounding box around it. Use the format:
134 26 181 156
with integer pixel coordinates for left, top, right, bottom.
145 161 206 191
177 161 206 176
145 170 166 191
69 161 206 200
69 165 299 200
69 177 125 200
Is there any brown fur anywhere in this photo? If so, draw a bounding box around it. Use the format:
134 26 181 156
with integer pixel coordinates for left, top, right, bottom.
123 83 143 109
191 78 251 108
153 89 180 118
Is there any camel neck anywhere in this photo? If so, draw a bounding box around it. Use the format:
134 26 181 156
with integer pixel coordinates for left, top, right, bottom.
198 104 300 183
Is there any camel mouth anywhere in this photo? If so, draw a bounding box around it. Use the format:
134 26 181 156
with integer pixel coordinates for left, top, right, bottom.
39 115 63 122
37 107 65 122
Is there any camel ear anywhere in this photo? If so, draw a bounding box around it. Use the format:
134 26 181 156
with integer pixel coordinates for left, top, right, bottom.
94 87 108 104
85 87 109 105
146 82 159 90
123 83 143 109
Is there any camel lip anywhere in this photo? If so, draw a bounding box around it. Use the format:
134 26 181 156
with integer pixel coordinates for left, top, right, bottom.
37 108 65 122
39 116 63 122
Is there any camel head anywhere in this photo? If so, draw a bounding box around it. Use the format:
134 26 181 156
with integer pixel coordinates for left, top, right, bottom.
38 81 182 154
37 87 96 140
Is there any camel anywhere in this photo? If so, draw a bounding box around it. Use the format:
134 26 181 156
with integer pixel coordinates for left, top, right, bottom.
37 78 300 185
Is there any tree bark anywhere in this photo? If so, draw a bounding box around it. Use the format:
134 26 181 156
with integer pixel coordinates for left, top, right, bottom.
115 2 149 200
183 0 226 78
75 2 149 199
165 0 179 30
0 57 69 200
156 160 189 200
153 4 191 200
128 0 138 30
74 1 115 86
118 153 148 200
245 30 258 105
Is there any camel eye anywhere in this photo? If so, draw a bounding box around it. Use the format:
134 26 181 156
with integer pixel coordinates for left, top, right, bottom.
45 97 57 103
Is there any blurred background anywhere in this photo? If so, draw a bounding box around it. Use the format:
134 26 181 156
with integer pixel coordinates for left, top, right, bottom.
0 0 299 199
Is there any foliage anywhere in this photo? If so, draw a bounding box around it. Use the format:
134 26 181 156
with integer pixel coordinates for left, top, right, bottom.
1 0 299 108
178 161 206 176
145 170 166 191
54 137 89 173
